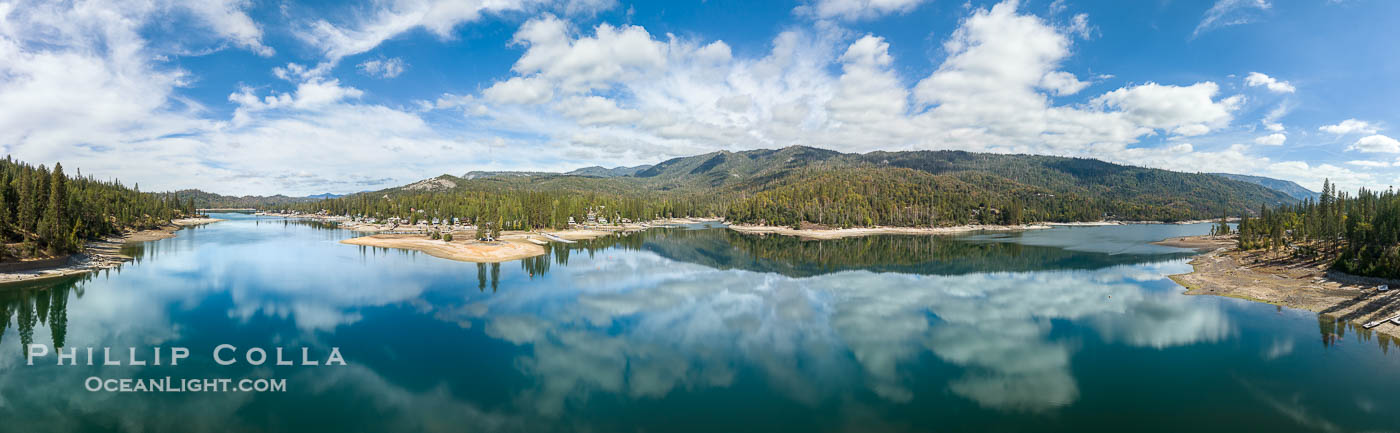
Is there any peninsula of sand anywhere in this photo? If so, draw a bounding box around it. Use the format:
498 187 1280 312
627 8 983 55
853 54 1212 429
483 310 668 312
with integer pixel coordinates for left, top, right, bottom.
339 231 613 263
0 217 224 285
1160 234 1400 339
337 220 715 263
341 217 1062 261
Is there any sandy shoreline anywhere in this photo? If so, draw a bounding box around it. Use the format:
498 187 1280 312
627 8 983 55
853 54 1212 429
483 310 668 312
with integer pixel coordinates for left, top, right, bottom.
174 217 226 226
343 234 547 263
1051 218 1233 227
0 217 224 286
1165 234 1400 339
726 218 1230 240
1153 234 1237 250
340 226 654 263
259 211 725 264
335 218 722 263
261 212 720 234
727 223 1053 240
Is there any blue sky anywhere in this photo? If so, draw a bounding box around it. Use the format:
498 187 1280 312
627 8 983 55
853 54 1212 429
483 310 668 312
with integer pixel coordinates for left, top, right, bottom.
1 0 1397 195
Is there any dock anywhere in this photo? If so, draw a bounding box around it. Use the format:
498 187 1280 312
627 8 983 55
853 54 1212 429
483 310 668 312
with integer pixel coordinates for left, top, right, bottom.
1363 313 1400 329
199 208 256 213
538 233 577 244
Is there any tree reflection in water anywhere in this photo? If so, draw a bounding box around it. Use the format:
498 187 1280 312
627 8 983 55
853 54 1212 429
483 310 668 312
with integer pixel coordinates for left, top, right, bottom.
1 274 84 358
515 226 1195 280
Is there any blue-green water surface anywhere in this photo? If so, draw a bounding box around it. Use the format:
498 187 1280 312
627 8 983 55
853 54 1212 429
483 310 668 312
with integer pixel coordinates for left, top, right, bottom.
1 214 1397 432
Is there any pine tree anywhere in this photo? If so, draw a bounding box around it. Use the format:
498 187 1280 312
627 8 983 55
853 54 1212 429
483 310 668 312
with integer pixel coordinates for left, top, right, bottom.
0 157 183 260
16 173 35 236
0 174 10 231
41 163 69 253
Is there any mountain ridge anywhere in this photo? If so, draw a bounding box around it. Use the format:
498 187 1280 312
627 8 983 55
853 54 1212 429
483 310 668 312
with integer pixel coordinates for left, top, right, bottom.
1210 173 1320 201
326 145 1298 227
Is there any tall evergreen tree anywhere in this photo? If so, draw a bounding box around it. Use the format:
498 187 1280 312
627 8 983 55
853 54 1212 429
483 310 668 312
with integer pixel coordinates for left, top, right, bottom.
41 163 69 253
0 157 184 260
16 172 36 236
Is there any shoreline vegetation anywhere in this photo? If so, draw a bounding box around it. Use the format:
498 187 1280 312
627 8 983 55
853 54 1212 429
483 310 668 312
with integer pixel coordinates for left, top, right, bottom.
0 217 223 285
1159 179 1400 338
728 223 1053 240
231 147 1296 252
338 227 638 263
0 158 199 261
728 219 1226 240
256 212 717 263
1161 234 1400 339
263 206 1243 261
235 148 1289 262
277 207 1230 260
342 234 546 263
0 156 208 287
211 146 1301 265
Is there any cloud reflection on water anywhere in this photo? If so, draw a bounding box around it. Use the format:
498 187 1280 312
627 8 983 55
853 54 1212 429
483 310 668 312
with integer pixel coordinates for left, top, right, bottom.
456 251 1232 413
0 220 1238 429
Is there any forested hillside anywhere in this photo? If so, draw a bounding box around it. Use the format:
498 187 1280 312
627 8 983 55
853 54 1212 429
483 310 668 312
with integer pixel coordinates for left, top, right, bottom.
0 157 192 260
295 178 708 231
724 167 1053 227
172 189 321 209
566 165 652 177
1235 180 1400 279
278 146 1298 230
856 150 1296 220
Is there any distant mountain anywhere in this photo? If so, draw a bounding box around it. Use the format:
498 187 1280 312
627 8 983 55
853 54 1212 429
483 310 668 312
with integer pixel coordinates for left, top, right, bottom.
305 193 343 199
344 146 1298 226
633 146 844 187
173 189 322 208
626 147 1296 216
637 146 1296 223
566 165 653 177
461 171 554 180
1210 173 1320 202
402 175 460 192
463 164 653 179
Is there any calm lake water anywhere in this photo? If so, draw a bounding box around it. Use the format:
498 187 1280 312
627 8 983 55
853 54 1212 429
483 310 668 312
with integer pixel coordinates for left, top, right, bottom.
2 214 1398 432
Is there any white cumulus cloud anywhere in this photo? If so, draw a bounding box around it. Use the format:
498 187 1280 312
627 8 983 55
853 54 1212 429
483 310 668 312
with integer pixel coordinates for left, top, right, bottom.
1040 71 1089 96
1350 135 1400 153
1254 133 1286 146
358 57 407 78
4 0 1394 195
802 0 930 21
1092 82 1239 134
1319 118 1378 135
484 76 555 105
1244 72 1294 93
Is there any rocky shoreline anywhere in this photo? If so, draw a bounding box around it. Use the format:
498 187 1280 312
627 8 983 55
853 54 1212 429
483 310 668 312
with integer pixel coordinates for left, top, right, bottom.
726 219 1226 240
727 223 1053 240
0 218 223 286
1162 234 1400 339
